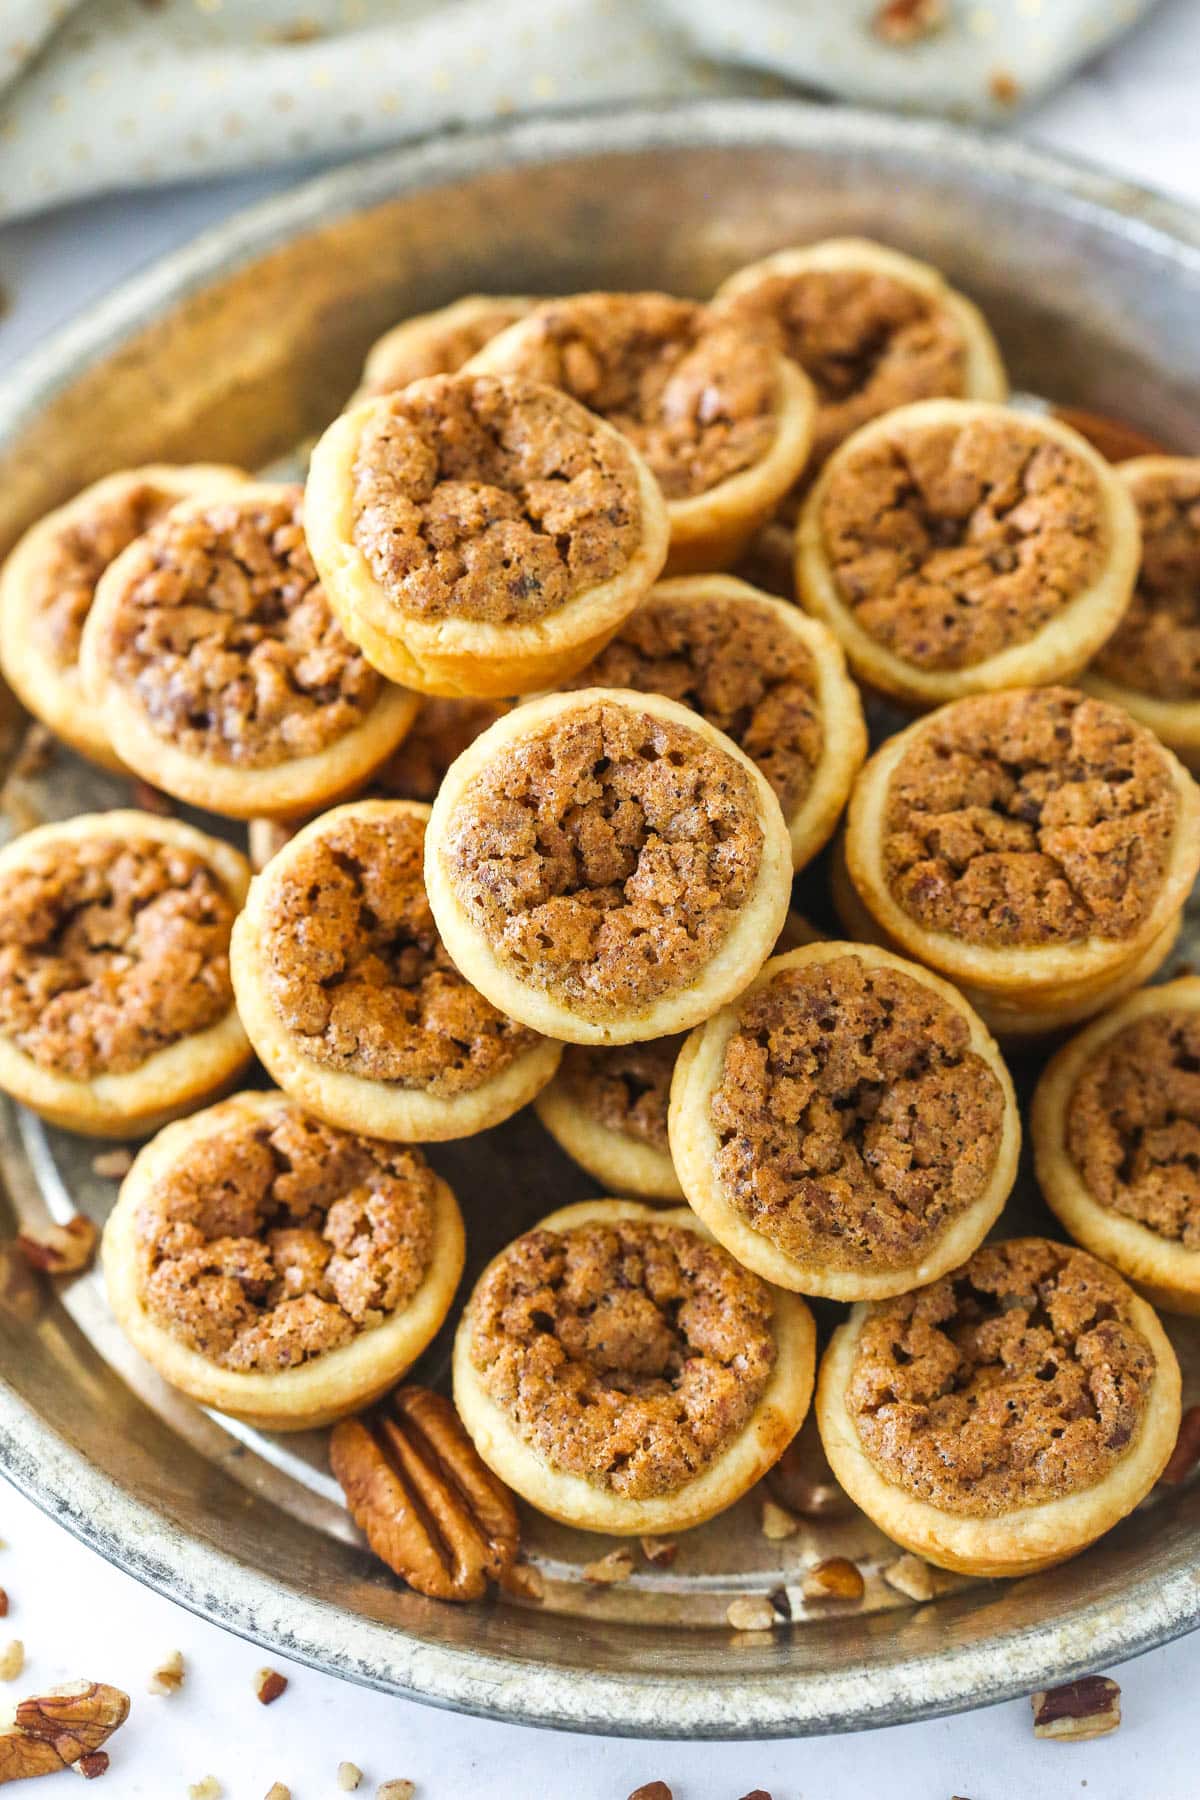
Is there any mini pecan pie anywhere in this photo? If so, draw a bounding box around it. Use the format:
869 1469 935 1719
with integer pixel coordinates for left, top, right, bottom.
424 689 793 1044
1084 457 1200 769
817 1238 1181 1576
1034 976 1200 1316
467 291 815 572
669 943 1019 1299
79 481 419 818
0 463 248 771
556 574 866 869
844 687 1200 1012
796 400 1142 708
102 1089 465 1429
354 294 536 401
304 372 670 698
534 1037 685 1201
452 1199 816 1534
0 810 251 1135
232 799 561 1141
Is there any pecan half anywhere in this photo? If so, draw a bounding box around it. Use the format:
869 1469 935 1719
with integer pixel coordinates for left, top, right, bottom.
0 1680 129 1784
330 1386 519 1602
1031 1675 1121 1741
16 1216 98 1276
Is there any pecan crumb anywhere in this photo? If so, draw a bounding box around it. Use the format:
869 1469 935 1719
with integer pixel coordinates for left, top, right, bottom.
264 1786 291 1800
91 1149 134 1181
16 1215 98 1275
628 1785 673 1800
1160 1405 1200 1484
254 1667 288 1705
147 1649 184 1696
640 1536 678 1567
78 1750 110 1779
0 1590 8 1619
759 1498 799 1541
738 1792 773 1800
725 1595 776 1633
882 1553 948 1602
376 1783 416 1800
872 0 945 43
189 1781 223 1800
583 1547 636 1585
1032 1676 1121 1741
802 1557 864 1603
499 1561 545 1603
337 1765 363 1792
0 1641 23 1681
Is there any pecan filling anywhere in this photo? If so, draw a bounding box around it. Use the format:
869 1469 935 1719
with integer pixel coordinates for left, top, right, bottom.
136 1099 437 1371
350 374 642 625
480 293 780 500
101 487 382 767
363 299 534 396
557 1037 683 1152
468 1218 776 1497
1067 1011 1200 1246
30 480 181 672
1092 466 1200 700
820 414 1105 670
710 956 1003 1270
882 688 1178 947
440 699 765 1019
0 836 235 1080
561 595 823 820
847 1240 1156 1515
259 809 538 1093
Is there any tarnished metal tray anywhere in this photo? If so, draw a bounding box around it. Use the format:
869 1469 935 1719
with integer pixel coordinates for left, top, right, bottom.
1 101 1200 1740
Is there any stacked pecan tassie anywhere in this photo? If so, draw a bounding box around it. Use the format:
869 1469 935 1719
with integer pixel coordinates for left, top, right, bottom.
3 234 1198 1603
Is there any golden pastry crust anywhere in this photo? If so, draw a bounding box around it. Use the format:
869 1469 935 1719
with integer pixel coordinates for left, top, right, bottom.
1033 977 1200 1315
714 237 1007 473
354 294 536 401
817 1238 1181 1576
102 1089 465 1430
304 373 670 698
0 463 249 771
844 687 1200 1002
668 942 1019 1299
0 811 251 1136
796 400 1141 708
232 798 561 1142
79 481 418 818
1084 457 1200 769
534 1038 685 1202
452 1198 816 1535
557 575 867 869
467 291 816 573
424 688 793 1044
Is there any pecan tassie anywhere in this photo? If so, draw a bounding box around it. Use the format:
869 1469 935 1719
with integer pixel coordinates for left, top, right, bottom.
330 1385 519 1601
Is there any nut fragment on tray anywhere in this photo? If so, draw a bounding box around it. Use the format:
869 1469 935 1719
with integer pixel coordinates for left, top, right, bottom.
1031 1675 1121 1741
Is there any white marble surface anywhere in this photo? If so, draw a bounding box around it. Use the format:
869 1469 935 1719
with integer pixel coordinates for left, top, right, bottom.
1 1 1200 1793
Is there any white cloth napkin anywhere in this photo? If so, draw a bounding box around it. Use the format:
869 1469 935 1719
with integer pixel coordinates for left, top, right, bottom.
0 0 1161 225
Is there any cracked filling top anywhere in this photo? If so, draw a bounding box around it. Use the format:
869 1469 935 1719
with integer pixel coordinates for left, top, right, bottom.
1092 465 1200 700
350 374 644 625
881 688 1178 948
101 487 383 767
718 265 968 470
363 299 534 396
440 699 766 1020
478 293 780 501
135 1098 437 1372
467 1217 776 1497
846 1240 1156 1515
819 413 1106 670
562 595 823 821
371 697 507 804
557 1036 683 1153
0 835 236 1081
710 955 1004 1271
1066 1010 1200 1247
259 809 539 1093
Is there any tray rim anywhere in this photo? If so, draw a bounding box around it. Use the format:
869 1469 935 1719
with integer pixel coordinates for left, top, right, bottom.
2 96 1200 1738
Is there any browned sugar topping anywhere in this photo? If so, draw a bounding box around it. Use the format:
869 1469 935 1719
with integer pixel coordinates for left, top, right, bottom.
1093 466 1200 700
482 293 780 501
847 1240 1155 1515
561 595 823 820
259 809 538 1093
441 699 765 1020
820 414 1106 670
719 265 967 469
882 688 1178 947
363 299 533 395
468 1218 775 1497
30 480 182 672
1067 1010 1200 1246
557 1036 683 1152
136 1100 437 1371
0 835 235 1080
370 697 507 804
350 374 642 625
710 956 1003 1271
102 488 382 767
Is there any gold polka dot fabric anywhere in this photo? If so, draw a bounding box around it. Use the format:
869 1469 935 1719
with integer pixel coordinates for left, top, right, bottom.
0 0 1158 223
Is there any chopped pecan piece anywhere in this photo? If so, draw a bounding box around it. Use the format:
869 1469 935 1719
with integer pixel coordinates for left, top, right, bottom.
628 1785 673 1800
254 1668 287 1705
188 1781 222 1800
1031 1675 1121 1741
77 1751 110 1780
0 1593 8 1620
0 1642 23 1682
265 1786 291 1800
147 1649 184 1696
640 1536 677 1567
802 1557 864 1603
872 0 945 43
500 1560 545 1603
1160 1405 1200 1485
330 1386 519 1602
759 1498 798 1542
881 1553 950 1602
337 1765 362 1793
376 1783 416 1800
726 1596 776 1633
582 1547 635 1585
16 1216 98 1276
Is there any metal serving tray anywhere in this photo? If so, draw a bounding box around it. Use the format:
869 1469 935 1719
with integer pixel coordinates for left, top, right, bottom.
1 100 1199 1740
